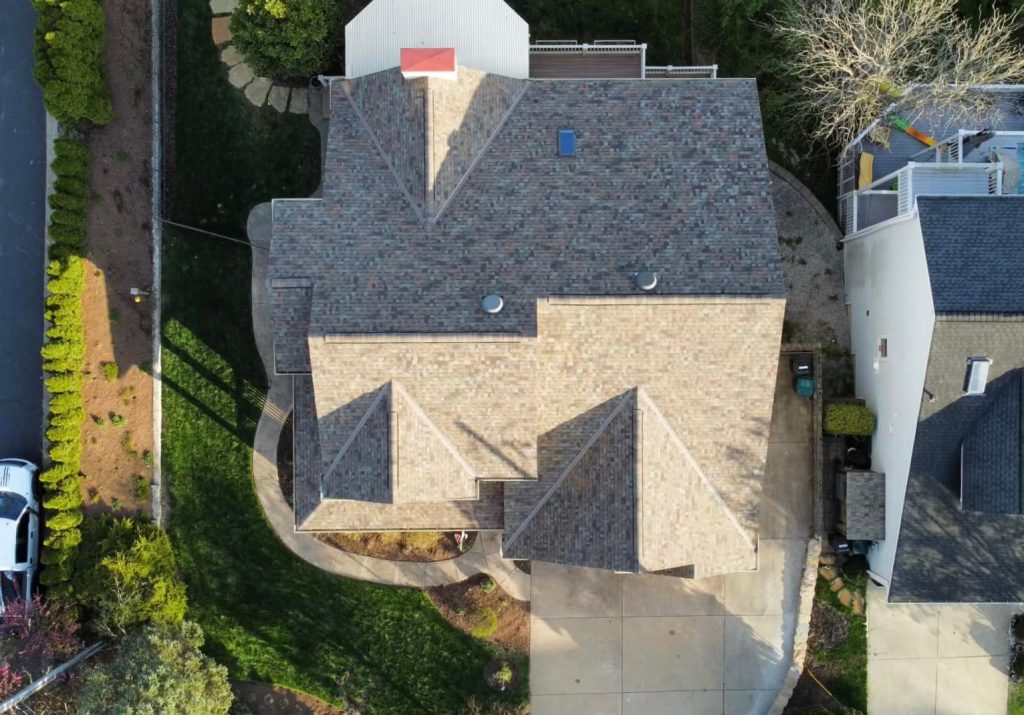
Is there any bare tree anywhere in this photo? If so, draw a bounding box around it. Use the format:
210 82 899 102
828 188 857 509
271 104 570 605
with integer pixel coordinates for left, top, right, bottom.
773 0 1024 146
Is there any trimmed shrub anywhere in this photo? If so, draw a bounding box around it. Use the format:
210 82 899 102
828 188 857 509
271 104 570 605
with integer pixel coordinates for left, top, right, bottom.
43 487 84 512
48 191 87 211
46 509 84 533
48 222 85 248
45 373 84 394
44 528 82 551
74 517 188 636
32 0 112 125
49 440 81 466
824 403 876 436
53 176 87 198
53 137 89 164
230 0 342 78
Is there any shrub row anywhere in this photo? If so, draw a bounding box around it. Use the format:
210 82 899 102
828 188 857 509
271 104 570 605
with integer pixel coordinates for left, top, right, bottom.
39 137 90 597
32 0 112 125
824 403 877 437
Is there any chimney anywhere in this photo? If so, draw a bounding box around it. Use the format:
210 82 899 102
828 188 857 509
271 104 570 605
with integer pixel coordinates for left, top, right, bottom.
400 48 458 80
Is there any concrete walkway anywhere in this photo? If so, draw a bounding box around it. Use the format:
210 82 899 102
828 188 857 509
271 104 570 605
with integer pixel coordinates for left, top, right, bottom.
867 582 1016 715
529 357 819 715
246 202 530 600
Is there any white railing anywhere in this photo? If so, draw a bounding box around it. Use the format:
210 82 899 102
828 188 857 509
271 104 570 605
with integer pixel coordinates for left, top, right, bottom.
840 161 1004 234
645 65 718 79
529 43 645 54
909 129 1024 164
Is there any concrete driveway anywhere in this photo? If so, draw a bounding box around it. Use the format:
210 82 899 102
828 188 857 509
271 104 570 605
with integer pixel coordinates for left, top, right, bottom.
530 357 814 715
867 582 1017 715
0 1 45 462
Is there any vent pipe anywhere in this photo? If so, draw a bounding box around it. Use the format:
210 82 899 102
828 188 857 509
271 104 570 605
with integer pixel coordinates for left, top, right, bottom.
635 271 658 291
482 294 504 314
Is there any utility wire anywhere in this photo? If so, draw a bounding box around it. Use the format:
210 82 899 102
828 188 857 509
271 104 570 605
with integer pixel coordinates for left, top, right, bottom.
160 218 268 251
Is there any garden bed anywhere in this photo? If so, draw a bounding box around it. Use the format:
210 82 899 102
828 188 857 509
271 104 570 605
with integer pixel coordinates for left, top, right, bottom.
316 531 475 562
427 573 530 656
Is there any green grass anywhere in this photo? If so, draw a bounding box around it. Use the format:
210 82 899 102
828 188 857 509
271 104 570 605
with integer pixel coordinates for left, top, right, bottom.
1010 682 1024 715
164 0 526 711
809 559 868 713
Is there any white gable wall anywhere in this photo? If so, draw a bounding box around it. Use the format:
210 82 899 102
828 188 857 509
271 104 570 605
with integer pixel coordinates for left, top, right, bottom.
844 214 935 588
345 0 530 79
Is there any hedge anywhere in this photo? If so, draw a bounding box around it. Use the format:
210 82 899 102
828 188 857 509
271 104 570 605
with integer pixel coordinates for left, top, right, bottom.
824 403 877 436
40 136 90 595
32 0 112 125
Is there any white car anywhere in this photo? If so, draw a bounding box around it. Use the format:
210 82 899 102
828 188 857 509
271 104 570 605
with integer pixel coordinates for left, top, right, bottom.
0 459 39 614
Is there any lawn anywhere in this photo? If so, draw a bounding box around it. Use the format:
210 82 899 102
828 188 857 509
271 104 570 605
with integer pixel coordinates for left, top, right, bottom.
806 559 868 713
1011 683 1024 715
162 0 526 711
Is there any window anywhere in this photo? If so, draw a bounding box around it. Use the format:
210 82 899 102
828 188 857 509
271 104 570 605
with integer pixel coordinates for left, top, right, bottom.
877 337 888 359
964 357 992 395
558 129 576 157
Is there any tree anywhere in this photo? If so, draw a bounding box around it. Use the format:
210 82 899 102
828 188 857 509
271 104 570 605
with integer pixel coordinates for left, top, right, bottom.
77 622 234 715
773 0 1024 145
230 0 343 78
74 517 187 637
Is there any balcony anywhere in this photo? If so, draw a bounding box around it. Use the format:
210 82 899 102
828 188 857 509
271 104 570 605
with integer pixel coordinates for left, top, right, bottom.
838 162 1005 234
528 41 717 80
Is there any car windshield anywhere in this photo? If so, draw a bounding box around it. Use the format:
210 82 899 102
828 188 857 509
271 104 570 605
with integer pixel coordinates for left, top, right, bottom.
0 493 27 521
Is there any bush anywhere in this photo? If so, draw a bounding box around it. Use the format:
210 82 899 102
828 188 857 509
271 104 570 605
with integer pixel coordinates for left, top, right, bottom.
470 608 498 639
230 0 342 78
74 517 188 637
53 176 87 198
102 362 119 381
32 0 112 125
824 403 876 436
78 622 233 715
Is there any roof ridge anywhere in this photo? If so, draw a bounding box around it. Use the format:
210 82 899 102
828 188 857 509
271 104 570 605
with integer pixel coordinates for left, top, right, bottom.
634 387 755 553
341 83 427 225
390 380 480 497
502 389 636 552
319 383 390 495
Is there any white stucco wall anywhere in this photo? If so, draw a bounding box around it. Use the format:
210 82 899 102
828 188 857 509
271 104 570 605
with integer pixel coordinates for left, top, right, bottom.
345 0 530 79
844 215 935 586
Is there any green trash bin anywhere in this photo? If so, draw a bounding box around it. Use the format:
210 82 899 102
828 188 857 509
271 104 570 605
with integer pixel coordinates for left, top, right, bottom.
794 376 814 397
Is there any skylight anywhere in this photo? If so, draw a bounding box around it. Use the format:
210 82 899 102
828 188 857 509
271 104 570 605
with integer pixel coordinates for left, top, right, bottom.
964 357 992 396
558 129 576 157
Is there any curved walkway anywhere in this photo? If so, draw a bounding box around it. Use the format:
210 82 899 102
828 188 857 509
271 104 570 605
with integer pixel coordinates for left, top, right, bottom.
246 202 530 601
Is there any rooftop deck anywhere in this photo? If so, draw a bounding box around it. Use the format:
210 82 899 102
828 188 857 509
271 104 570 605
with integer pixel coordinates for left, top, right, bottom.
528 42 716 80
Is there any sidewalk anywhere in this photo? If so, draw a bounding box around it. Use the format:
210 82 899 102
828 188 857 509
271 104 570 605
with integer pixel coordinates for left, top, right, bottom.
246 201 529 600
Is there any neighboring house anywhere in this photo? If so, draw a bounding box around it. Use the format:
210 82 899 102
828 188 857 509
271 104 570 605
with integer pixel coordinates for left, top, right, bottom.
838 89 1024 601
268 0 785 576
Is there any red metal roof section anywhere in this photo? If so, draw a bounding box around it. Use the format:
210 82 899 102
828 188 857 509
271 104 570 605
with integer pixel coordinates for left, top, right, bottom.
400 47 456 73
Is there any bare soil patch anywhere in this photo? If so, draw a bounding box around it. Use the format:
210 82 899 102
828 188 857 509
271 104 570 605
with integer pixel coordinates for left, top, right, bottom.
79 0 154 517
231 682 343 715
315 530 475 562
427 573 529 656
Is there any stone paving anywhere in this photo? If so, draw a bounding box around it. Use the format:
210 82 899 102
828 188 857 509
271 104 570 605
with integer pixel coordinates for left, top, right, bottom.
209 0 309 113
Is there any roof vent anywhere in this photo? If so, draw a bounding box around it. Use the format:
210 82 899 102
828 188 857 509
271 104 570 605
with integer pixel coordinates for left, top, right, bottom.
964 357 992 395
558 129 576 157
482 294 504 314
635 271 658 291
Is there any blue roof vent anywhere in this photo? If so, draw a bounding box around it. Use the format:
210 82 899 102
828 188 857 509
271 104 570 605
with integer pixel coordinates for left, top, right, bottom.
558 129 576 157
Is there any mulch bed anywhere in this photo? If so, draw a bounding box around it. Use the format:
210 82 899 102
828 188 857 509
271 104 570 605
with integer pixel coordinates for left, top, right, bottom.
277 412 294 506
427 573 529 656
231 682 344 715
808 601 850 653
315 531 475 562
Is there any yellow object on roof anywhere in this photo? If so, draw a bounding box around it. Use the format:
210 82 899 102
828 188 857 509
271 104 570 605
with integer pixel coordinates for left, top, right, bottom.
858 152 874 189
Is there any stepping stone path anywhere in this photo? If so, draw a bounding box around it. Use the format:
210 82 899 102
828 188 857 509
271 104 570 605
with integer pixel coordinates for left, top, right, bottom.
818 552 866 617
209 0 308 113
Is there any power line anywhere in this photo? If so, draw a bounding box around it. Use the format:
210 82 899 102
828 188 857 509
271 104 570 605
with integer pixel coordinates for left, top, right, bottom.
159 218 268 251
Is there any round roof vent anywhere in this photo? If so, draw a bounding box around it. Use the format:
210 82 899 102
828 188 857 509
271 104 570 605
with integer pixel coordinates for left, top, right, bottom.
482 294 504 314
635 271 658 291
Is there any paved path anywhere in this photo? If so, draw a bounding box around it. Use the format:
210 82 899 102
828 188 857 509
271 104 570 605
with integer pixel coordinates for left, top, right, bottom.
867 582 1016 715
0 1 45 462
529 358 817 715
246 201 529 599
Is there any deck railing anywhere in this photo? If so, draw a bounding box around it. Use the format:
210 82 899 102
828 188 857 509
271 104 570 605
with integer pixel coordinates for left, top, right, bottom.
644 65 718 79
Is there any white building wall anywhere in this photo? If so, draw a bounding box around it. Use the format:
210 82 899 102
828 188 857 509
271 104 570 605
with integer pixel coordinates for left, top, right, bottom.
844 214 935 586
345 0 530 79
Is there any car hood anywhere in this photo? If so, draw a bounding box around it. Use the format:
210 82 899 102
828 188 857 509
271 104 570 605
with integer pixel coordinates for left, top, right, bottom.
0 463 33 499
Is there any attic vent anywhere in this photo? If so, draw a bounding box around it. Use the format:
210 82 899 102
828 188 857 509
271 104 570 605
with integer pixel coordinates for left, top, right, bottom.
482 294 504 314
964 357 992 395
635 271 658 291
558 129 576 157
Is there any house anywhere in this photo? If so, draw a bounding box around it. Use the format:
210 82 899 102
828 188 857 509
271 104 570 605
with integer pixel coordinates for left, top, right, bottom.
838 90 1024 601
268 0 785 576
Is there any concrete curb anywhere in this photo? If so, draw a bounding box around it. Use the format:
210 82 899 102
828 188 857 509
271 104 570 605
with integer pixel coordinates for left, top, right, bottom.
768 537 822 715
150 0 165 526
40 114 58 460
246 202 529 600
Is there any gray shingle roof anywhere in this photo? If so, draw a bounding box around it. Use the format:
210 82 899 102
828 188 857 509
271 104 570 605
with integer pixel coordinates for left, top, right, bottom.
918 196 1024 315
841 471 886 541
961 371 1023 514
890 317 1024 602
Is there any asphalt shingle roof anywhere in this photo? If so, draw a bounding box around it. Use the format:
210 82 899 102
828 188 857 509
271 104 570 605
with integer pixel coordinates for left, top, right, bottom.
918 196 1024 315
961 370 1023 514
